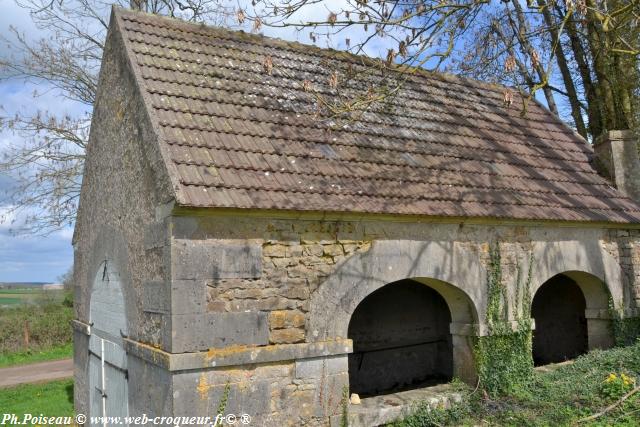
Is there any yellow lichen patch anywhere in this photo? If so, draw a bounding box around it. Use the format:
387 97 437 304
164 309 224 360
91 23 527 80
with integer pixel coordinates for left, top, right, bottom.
205 344 252 360
196 372 211 400
115 104 125 121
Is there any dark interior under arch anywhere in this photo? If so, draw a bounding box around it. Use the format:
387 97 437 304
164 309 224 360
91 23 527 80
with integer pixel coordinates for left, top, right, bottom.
532 274 588 366
347 279 453 397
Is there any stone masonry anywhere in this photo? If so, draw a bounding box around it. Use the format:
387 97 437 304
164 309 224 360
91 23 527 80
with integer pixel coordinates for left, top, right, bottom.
73 7 640 427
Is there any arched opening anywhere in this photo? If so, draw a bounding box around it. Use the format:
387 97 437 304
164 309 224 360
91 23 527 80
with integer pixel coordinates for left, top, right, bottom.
532 274 588 365
348 279 453 396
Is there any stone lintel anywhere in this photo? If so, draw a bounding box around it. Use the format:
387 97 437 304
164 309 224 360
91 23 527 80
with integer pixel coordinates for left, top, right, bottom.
124 338 353 372
450 320 535 337
171 239 262 280
164 311 269 353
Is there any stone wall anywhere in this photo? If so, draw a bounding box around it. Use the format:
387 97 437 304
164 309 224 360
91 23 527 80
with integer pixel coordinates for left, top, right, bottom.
202 219 372 346
609 229 640 307
138 213 640 425
170 216 640 343
72 10 175 417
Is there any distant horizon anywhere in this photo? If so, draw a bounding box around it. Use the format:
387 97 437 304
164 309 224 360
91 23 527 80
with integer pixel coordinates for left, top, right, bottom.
0 281 62 286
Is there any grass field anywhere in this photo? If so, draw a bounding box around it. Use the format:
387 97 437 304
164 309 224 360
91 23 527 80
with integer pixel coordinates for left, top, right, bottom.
0 289 65 307
0 379 74 416
0 297 22 306
0 343 73 368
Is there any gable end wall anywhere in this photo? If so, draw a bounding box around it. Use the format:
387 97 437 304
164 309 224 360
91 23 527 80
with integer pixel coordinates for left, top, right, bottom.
72 11 175 417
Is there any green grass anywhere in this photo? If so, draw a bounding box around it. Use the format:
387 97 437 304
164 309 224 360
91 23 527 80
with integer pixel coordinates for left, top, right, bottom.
0 379 74 416
0 290 65 308
0 289 48 294
0 343 73 368
393 341 640 426
0 291 41 306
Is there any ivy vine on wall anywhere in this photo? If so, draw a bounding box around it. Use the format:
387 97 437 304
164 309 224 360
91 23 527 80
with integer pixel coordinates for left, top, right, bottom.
474 243 534 396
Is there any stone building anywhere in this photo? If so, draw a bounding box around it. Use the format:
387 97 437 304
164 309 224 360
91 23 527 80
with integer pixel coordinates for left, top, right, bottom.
73 7 640 426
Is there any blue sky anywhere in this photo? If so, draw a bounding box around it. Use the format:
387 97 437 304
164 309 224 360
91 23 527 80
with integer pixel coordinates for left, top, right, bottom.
0 3 74 283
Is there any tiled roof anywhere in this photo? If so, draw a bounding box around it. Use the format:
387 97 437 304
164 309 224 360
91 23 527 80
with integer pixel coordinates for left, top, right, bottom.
112 7 640 223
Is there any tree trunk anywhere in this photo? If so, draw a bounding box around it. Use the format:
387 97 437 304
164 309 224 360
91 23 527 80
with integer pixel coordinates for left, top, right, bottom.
509 0 559 116
563 12 603 139
584 0 620 131
538 1 588 137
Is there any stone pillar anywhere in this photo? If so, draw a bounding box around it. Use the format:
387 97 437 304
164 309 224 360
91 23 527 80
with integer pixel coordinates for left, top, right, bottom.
584 308 615 350
449 323 478 385
593 130 640 201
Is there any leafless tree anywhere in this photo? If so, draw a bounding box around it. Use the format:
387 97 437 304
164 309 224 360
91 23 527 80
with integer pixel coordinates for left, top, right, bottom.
455 0 639 139
2 0 638 234
0 0 232 234
247 0 639 140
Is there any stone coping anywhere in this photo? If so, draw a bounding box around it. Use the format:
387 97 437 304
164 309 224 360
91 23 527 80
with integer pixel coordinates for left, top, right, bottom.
123 337 353 372
594 130 636 146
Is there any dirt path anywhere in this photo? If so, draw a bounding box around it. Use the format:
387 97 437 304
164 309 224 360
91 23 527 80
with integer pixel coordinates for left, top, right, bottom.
0 358 73 388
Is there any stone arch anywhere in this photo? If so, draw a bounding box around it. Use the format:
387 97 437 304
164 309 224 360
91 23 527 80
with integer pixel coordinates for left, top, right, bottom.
531 271 613 365
84 225 135 328
86 226 132 423
308 241 484 340
308 240 483 384
530 239 624 309
561 271 611 312
347 279 454 396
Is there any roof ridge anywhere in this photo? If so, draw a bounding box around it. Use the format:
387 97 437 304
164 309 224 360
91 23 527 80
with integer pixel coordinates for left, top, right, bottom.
127 36 540 118
130 41 566 127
